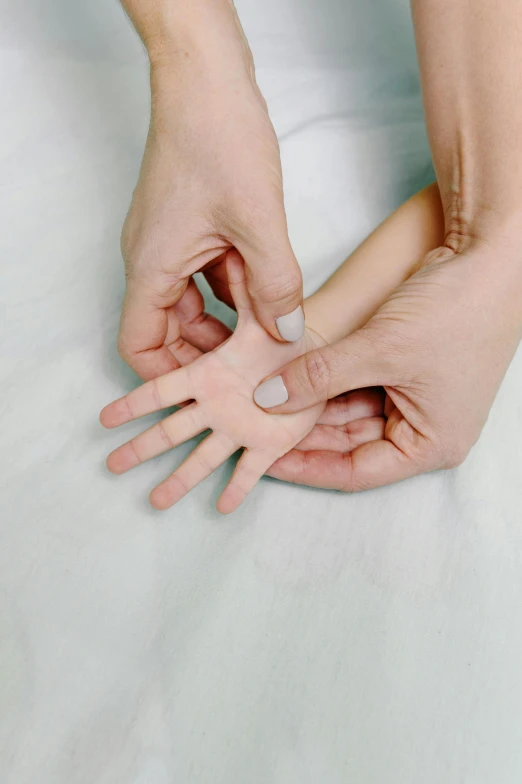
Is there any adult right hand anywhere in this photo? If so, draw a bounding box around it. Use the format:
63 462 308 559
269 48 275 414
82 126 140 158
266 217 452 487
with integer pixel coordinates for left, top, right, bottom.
118 0 304 380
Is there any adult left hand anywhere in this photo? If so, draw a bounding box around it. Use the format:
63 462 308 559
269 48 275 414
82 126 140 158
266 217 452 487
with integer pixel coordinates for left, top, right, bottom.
255 238 522 491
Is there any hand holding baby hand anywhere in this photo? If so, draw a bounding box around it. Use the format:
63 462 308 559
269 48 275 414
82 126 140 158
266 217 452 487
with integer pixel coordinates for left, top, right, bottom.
101 253 323 513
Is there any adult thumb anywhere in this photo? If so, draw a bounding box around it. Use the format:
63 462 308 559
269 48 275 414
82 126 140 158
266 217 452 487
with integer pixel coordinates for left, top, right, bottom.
253 331 385 413
240 234 305 343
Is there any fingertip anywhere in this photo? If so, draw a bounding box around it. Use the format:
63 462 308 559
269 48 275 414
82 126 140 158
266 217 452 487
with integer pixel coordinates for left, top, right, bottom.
216 492 239 515
149 487 171 511
150 475 189 510
215 501 229 515
275 305 305 342
226 250 252 314
100 399 129 429
106 442 140 475
99 406 111 428
253 375 289 410
106 452 125 475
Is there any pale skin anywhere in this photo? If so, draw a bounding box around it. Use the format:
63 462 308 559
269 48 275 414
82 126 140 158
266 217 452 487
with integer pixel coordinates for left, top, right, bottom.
117 0 305 381
255 0 522 490
115 0 522 494
100 185 444 512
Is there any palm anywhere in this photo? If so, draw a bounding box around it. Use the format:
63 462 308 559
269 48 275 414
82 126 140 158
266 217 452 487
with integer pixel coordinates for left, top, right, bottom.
101 254 324 513
190 324 323 454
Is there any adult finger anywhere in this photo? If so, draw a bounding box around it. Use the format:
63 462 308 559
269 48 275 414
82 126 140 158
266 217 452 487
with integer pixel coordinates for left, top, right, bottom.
317 388 385 426
294 416 385 453
266 438 421 491
175 277 232 353
164 306 203 366
118 278 187 381
203 258 235 311
226 250 253 316
254 330 387 414
239 233 304 343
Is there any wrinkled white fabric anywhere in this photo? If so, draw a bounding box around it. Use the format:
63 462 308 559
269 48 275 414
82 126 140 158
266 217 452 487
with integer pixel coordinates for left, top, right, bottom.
1 1 522 782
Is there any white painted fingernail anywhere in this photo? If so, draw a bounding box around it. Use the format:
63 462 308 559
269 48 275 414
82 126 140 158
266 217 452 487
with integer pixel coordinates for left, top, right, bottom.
254 376 289 408
276 306 305 342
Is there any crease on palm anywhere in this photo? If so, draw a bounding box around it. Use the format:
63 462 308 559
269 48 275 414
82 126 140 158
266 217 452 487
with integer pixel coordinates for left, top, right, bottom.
100 252 326 514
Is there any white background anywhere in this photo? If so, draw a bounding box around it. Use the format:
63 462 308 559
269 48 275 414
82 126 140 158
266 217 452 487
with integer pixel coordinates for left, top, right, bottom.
1 1 522 782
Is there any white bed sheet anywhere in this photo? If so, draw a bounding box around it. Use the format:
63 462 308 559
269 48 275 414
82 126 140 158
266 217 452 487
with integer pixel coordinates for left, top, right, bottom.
1 1 522 782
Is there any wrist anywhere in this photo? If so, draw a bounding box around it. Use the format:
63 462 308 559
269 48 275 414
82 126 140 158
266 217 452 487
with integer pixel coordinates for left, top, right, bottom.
144 0 253 75
304 295 340 346
439 158 522 255
147 3 256 127
442 190 522 260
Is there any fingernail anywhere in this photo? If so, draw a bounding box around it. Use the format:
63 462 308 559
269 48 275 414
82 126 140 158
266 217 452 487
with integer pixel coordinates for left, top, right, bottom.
254 376 289 408
276 306 305 342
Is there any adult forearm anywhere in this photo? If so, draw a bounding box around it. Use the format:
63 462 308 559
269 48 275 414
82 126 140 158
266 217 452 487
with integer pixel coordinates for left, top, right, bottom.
120 0 251 71
412 0 522 246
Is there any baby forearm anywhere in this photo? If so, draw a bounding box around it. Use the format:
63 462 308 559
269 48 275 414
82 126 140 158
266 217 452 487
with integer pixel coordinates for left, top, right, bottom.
304 184 444 344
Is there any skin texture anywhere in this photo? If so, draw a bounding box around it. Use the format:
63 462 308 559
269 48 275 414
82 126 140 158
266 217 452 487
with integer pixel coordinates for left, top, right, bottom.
117 0 303 381
101 186 445 511
257 0 522 490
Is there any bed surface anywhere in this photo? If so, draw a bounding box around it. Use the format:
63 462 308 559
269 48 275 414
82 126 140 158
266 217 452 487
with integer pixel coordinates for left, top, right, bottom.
2 1 522 782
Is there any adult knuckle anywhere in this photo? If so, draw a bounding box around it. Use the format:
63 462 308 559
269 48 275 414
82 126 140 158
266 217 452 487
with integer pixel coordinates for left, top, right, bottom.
253 272 302 305
120 216 132 256
117 335 127 359
443 441 470 469
117 333 133 362
337 453 365 493
120 229 132 261
362 320 417 362
434 434 470 470
120 222 146 271
121 240 144 280
303 350 330 398
121 224 172 281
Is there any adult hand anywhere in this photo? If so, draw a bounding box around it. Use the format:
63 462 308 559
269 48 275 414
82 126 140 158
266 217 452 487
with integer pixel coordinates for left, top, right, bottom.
264 0 522 492
117 0 303 380
255 239 522 490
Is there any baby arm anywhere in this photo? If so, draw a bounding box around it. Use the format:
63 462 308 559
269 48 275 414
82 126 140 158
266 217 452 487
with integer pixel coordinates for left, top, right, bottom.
304 183 444 342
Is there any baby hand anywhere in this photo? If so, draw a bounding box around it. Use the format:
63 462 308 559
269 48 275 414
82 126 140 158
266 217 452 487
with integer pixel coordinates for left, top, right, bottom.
100 252 325 513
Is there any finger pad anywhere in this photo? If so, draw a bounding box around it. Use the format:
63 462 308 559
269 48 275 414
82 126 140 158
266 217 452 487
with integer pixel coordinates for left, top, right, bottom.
216 492 240 515
100 401 128 428
106 450 130 475
149 481 182 510
149 489 171 510
99 406 116 428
